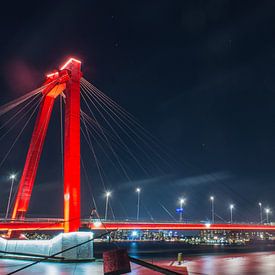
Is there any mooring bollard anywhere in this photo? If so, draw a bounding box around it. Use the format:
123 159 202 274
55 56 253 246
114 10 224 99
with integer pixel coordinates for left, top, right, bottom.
177 252 183 265
103 248 131 275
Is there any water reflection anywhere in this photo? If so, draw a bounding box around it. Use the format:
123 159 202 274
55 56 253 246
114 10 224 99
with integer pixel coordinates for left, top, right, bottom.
0 252 274 274
185 252 275 275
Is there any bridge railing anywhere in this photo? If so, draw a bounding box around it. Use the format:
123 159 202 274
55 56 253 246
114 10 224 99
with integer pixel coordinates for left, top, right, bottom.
82 219 272 226
0 218 64 223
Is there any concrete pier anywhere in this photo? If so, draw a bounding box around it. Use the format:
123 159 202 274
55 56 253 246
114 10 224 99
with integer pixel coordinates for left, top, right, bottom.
0 232 94 261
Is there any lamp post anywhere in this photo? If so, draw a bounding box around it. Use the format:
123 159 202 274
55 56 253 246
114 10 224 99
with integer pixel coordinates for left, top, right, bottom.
136 188 141 221
210 196 214 224
258 202 263 224
265 208 270 223
105 191 111 220
230 204 234 224
5 174 16 219
179 198 185 222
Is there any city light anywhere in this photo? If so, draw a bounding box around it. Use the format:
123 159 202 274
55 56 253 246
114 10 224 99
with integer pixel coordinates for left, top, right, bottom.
9 174 16 180
93 221 102 228
131 230 138 237
180 198 185 204
205 223 211 228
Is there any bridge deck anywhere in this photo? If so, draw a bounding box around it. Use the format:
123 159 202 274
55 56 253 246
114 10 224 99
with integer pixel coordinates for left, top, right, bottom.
0 220 274 231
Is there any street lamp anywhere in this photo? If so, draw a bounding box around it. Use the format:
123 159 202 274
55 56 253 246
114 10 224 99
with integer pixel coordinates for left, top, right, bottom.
104 191 111 220
230 204 234 223
179 198 185 222
258 202 263 224
136 188 141 221
265 208 270 223
210 196 214 224
5 174 16 219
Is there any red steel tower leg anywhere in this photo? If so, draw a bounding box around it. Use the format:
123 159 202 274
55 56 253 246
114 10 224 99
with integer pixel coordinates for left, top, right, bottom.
12 95 55 220
63 60 82 232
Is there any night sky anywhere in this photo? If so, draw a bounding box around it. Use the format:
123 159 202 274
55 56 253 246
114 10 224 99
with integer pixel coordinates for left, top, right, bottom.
0 0 275 223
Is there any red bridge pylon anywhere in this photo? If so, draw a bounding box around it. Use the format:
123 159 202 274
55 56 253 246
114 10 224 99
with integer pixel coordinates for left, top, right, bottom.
11 58 82 233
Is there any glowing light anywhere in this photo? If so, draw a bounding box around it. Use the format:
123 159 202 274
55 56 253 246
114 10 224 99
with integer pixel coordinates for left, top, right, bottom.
46 72 59 78
230 204 234 210
136 188 141 193
205 223 211 228
210 196 214 201
9 174 16 180
93 221 102 228
106 191 111 197
60 58 81 70
259 202 262 206
64 194 70 201
266 208 270 214
180 198 185 204
131 230 138 237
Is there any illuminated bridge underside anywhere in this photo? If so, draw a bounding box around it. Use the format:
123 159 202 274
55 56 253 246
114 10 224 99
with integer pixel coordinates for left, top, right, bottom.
0 221 275 231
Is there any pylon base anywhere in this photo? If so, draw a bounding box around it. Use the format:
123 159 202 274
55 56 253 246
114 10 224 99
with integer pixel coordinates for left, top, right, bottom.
0 232 94 261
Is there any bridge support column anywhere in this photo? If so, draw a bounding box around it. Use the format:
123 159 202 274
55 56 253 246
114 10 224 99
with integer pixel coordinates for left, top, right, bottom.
63 60 82 232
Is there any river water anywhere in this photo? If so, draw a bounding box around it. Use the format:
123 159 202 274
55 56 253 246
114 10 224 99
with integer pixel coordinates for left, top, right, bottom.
0 248 275 274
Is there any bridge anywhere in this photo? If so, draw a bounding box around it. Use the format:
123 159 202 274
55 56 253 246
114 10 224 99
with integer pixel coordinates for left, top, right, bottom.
0 219 274 232
0 57 274 237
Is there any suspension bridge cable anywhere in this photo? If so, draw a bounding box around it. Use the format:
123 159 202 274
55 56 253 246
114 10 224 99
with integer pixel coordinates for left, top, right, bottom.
81 120 117 220
81 80 172 173
80 124 107 191
81 111 127 177
159 202 177 222
0 79 59 118
81 86 148 176
80 157 99 213
81 82 159 173
82 110 147 177
81 78 178 167
81 91 132 182
81 116 121 192
83 80 261 221
0 96 43 169
81 85 150 176
82 79 262 222
83 122 128 219
81 84 167 175
0 93 41 132
0 95 41 143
